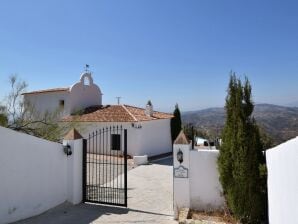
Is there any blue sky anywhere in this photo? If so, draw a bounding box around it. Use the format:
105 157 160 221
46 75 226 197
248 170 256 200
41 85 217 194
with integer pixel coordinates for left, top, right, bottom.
1 0 298 112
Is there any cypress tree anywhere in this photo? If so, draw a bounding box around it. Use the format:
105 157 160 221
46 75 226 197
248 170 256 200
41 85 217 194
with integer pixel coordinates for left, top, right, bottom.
171 103 182 142
218 73 267 223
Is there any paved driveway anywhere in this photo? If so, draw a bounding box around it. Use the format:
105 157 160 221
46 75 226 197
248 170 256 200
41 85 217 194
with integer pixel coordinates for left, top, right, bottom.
15 157 176 224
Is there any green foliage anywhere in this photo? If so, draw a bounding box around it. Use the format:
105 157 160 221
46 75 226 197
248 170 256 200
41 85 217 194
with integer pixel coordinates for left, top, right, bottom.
0 114 8 126
0 106 7 126
218 73 267 223
171 104 182 142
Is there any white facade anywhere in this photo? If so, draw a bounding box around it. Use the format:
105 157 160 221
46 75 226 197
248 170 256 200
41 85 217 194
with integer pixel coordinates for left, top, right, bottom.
78 119 172 157
266 137 298 224
0 126 83 224
23 72 102 116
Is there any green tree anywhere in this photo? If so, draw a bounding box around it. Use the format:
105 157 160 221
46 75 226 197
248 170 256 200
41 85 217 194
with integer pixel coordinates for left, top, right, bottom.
0 106 8 126
218 73 267 223
171 103 182 142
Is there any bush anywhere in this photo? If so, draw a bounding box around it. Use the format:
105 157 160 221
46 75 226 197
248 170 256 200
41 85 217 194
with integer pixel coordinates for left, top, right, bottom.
217 73 267 223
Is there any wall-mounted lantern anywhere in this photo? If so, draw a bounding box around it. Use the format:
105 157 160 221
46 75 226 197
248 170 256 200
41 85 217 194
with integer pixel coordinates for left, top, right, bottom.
131 123 142 129
63 143 72 156
177 149 183 164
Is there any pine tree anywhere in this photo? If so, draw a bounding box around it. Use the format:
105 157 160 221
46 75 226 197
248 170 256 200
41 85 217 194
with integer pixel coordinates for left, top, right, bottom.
171 104 182 142
218 73 267 223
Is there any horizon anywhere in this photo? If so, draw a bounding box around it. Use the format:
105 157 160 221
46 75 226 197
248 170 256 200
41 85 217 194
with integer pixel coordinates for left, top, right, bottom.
182 102 298 113
1 0 298 112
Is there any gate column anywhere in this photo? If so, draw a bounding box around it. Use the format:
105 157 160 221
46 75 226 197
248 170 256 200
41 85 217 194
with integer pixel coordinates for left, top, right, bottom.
63 129 84 205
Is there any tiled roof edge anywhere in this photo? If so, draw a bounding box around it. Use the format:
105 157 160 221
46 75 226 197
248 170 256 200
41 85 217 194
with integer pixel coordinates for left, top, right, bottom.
121 105 138 122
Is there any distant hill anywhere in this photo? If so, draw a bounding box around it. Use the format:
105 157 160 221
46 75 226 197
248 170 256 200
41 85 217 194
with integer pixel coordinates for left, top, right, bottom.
182 104 298 145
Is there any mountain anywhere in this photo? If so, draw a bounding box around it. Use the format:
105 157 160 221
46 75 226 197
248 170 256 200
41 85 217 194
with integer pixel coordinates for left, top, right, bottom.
182 104 298 145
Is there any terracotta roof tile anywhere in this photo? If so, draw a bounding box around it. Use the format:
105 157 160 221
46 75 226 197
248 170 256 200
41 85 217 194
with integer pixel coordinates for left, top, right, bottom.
62 105 173 122
22 88 69 95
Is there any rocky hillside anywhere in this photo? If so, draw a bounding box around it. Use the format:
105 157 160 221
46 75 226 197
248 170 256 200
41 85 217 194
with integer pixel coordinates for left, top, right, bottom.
182 104 298 145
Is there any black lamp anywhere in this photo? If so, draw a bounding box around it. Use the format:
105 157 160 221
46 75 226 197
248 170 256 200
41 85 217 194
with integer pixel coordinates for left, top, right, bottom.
177 149 183 164
63 144 72 156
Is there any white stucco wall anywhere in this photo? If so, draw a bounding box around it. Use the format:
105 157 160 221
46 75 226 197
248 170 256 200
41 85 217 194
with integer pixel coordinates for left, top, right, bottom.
77 119 172 157
24 91 70 116
173 143 191 218
68 73 102 113
266 137 298 224
137 119 172 156
0 127 83 224
173 144 225 217
189 150 225 211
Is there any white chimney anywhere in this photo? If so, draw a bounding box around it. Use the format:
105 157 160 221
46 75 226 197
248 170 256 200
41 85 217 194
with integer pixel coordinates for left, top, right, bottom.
145 100 153 117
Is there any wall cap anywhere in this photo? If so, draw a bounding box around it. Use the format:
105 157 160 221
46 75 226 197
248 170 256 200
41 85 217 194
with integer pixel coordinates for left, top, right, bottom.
64 128 83 140
174 130 190 145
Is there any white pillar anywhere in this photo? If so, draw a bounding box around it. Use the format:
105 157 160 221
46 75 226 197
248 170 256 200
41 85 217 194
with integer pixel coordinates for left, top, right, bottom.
63 129 84 205
173 131 192 219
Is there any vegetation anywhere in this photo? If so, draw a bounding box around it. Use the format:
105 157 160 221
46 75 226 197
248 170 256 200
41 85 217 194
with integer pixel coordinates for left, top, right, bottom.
217 74 267 223
181 104 298 146
0 106 8 126
0 75 79 142
171 103 182 142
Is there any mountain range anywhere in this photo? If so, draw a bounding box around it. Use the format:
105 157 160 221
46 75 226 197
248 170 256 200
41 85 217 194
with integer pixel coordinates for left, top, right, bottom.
182 104 298 145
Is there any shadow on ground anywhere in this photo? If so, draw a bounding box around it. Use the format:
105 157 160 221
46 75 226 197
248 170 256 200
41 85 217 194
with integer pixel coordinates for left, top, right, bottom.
15 202 172 224
15 156 175 224
150 156 173 166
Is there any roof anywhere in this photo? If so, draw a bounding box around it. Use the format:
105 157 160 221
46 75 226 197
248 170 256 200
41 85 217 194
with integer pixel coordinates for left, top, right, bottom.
174 130 191 145
62 105 173 122
64 128 83 140
22 87 69 95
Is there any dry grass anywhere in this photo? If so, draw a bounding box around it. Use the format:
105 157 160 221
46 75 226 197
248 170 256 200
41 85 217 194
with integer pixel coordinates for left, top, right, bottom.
190 209 238 224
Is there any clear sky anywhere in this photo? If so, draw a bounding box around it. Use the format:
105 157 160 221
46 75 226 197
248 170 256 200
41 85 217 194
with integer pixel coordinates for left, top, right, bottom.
0 0 298 112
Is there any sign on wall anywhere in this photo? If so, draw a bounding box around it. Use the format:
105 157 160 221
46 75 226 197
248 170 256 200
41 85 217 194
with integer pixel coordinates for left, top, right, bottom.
174 165 188 178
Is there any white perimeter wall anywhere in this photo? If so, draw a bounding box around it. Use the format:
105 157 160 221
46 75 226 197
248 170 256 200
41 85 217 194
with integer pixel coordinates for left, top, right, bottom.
173 143 225 218
266 137 298 224
189 150 225 210
0 127 82 224
78 119 172 157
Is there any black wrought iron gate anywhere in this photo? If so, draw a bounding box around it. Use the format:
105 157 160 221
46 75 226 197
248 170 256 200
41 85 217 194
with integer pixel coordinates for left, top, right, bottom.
83 126 127 207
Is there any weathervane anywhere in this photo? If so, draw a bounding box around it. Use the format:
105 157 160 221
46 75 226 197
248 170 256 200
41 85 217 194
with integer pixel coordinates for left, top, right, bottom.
84 64 90 72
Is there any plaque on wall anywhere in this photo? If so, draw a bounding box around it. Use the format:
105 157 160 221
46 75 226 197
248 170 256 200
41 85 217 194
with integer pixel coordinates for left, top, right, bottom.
174 165 188 178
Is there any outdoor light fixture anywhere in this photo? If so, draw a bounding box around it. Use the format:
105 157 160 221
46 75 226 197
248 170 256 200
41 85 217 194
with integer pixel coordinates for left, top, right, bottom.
131 123 142 129
177 149 183 164
63 143 72 156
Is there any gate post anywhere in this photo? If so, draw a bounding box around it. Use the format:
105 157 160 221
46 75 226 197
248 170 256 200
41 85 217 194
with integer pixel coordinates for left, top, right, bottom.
63 129 84 205
173 130 191 219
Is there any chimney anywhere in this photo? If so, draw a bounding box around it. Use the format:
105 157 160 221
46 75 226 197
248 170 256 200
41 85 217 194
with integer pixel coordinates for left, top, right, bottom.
145 100 153 117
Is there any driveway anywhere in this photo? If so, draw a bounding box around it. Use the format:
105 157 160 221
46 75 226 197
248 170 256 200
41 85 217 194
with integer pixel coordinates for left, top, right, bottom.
15 157 176 224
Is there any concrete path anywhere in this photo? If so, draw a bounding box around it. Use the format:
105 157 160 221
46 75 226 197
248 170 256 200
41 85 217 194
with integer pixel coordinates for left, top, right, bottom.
15 157 177 224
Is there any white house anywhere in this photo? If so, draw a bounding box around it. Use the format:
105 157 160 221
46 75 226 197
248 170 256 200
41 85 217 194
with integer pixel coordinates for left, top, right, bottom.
22 72 102 117
22 71 173 157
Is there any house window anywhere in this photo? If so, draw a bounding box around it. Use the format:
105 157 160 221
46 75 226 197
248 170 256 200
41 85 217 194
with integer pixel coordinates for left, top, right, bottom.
59 100 65 109
111 134 121 151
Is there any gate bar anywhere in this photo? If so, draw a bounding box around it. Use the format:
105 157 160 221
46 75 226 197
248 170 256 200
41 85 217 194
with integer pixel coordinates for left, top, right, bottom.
124 129 128 207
